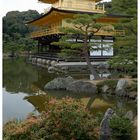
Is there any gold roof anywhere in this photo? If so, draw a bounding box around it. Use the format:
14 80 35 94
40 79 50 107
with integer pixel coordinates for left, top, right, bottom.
27 7 99 26
29 11 73 26
27 8 129 26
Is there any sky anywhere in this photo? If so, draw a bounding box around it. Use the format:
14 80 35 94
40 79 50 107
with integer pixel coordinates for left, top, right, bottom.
1 0 111 17
1 0 51 17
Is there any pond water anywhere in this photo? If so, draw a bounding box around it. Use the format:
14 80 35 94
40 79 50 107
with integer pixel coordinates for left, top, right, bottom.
3 58 137 125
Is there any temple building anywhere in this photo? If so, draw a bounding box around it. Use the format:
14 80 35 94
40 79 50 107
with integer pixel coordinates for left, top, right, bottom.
27 0 126 61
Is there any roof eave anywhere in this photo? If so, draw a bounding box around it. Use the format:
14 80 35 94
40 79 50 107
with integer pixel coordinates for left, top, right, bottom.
26 7 133 25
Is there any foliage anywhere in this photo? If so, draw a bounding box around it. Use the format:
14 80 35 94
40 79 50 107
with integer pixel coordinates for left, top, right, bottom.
109 108 134 140
40 96 98 140
3 115 41 140
3 10 40 54
108 32 137 76
108 0 137 77
109 116 133 140
3 10 40 37
3 96 98 140
107 0 137 16
52 14 111 79
126 82 137 92
97 79 118 93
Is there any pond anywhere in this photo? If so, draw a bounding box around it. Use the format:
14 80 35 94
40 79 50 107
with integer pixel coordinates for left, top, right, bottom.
3 57 137 125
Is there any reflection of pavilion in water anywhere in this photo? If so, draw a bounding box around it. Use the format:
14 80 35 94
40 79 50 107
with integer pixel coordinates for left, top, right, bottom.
25 90 137 116
3 58 136 118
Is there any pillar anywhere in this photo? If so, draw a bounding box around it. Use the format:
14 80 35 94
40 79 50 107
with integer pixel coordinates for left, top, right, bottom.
37 42 40 54
101 36 104 56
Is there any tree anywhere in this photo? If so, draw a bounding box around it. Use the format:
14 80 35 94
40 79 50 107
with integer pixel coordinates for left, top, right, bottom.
3 10 40 54
52 14 111 80
108 0 137 77
107 0 137 16
20 37 38 55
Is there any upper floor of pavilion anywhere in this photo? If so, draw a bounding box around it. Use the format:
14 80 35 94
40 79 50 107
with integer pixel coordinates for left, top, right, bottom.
39 0 105 14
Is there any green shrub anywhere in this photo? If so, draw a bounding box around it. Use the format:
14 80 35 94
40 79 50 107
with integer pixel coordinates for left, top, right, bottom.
118 73 125 78
4 96 98 140
38 97 98 140
129 72 137 78
109 116 133 140
3 116 40 140
109 72 125 79
126 83 137 92
97 79 118 94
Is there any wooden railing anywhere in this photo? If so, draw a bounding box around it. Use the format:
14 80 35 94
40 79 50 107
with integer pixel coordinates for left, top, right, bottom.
31 28 125 38
54 3 105 13
95 30 125 36
31 27 61 38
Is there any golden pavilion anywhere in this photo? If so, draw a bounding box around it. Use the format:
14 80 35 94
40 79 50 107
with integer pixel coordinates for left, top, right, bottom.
27 0 127 60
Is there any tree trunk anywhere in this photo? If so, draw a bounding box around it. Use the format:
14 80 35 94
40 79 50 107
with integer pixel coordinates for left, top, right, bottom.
83 34 100 80
84 49 100 79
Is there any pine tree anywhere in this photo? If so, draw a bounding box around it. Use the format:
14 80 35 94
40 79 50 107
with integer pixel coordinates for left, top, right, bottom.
108 0 137 77
52 14 111 80
108 0 137 16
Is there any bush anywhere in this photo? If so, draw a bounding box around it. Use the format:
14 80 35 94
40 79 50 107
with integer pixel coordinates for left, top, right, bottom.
4 96 98 140
118 73 125 78
3 115 41 140
38 97 98 140
126 83 137 92
129 71 137 78
97 79 118 94
109 116 133 140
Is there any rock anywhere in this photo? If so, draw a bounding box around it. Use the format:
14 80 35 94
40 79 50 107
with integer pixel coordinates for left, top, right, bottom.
100 108 114 137
115 79 128 96
46 60 51 65
42 59 46 64
101 85 109 93
97 63 110 69
37 58 42 64
44 76 74 90
124 110 133 120
61 66 68 71
51 60 57 66
97 63 106 69
66 80 97 94
48 66 56 73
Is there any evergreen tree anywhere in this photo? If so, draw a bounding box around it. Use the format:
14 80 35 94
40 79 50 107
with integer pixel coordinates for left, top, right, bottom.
108 0 137 77
3 10 40 55
52 14 111 80
108 0 137 16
